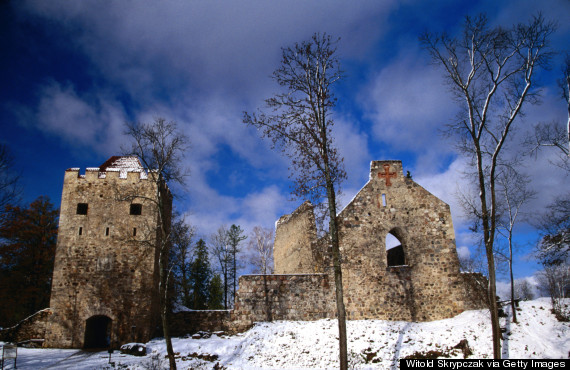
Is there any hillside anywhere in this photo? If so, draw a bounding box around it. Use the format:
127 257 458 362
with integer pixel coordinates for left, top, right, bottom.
1 298 567 369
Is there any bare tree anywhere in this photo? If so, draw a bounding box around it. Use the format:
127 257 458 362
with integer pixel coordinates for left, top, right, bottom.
514 279 534 301
496 167 536 323
244 33 348 369
227 224 246 308
536 195 569 267
123 117 189 370
526 54 570 171
562 54 570 158
537 264 569 320
248 226 274 274
210 225 231 309
421 14 555 358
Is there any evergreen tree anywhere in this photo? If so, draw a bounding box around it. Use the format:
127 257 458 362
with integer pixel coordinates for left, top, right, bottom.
208 274 224 309
169 214 195 308
189 239 211 310
0 196 58 327
227 224 246 307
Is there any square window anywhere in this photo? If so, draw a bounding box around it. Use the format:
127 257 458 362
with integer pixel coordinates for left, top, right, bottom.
130 203 142 215
76 203 88 215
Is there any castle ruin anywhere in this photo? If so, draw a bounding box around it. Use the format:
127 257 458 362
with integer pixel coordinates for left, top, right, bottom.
44 156 169 348
2 158 482 346
230 160 481 330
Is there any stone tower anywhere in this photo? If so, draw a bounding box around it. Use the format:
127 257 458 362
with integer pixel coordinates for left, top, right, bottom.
44 156 170 349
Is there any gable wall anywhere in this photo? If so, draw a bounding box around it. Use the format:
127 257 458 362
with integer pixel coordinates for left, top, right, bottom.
338 160 466 320
272 160 472 322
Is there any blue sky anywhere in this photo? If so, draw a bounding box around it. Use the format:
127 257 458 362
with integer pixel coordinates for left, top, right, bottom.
1 0 568 283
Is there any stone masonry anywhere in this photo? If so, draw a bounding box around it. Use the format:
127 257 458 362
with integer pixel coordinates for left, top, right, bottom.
274 201 324 274
43 156 170 348
9 158 483 345
269 160 481 323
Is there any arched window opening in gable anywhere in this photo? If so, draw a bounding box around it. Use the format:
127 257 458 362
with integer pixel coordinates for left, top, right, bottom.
386 230 406 267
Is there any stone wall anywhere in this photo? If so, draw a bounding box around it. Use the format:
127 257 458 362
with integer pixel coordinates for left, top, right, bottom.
336 161 468 321
170 310 232 336
0 309 51 344
272 160 484 323
274 201 323 274
231 274 335 332
44 157 168 348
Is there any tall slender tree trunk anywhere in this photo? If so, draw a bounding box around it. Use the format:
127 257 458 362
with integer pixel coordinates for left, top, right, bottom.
476 151 501 359
159 249 176 370
509 231 518 323
566 74 570 154
158 181 176 370
324 170 347 370
485 245 502 358
224 268 228 310
233 251 237 308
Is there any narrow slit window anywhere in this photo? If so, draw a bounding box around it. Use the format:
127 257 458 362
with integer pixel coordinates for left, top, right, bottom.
79 227 83 236
105 227 110 236
381 193 387 207
133 228 137 236
130 204 142 215
76 203 88 215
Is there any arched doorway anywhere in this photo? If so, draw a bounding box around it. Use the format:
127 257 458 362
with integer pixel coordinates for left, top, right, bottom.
386 229 406 267
84 315 112 349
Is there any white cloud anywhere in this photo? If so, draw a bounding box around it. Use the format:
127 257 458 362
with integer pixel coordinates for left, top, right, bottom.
415 157 472 226
20 0 397 105
457 245 471 261
362 46 458 162
187 183 289 241
333 116 372 188
32 82 127 154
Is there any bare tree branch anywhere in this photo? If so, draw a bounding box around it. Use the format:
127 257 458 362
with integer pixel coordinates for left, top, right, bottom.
121 117 189 370
421 13 555 359
243 33 349 369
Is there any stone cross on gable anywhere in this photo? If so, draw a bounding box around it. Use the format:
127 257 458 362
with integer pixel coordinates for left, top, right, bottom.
378 163 396 186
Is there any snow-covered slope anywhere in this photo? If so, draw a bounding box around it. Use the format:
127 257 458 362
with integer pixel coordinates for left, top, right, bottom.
1 298 567 369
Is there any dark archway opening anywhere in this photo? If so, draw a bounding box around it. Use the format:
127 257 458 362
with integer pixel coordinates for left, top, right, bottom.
84 315 112 349
386 230 407 267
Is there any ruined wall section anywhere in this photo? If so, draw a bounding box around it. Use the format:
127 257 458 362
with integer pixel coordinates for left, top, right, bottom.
170 310 232 336
45 166 162 348
0 309 52 344
274 201 323 274
231 274 335 332
337 160 466 321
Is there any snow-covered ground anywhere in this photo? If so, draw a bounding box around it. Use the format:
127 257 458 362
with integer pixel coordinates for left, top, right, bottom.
1 298 567 369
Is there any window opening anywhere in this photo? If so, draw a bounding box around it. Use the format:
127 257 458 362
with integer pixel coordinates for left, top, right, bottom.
76 203 88 215
133 228 137 236
105 227 110 236
386 231 406 266
130 204 142 215
381 193 387 207
79 227 83 236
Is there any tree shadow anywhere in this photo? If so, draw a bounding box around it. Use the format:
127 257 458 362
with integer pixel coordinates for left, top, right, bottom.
501 304 512 359
390 322 411 369
263 274 273 322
